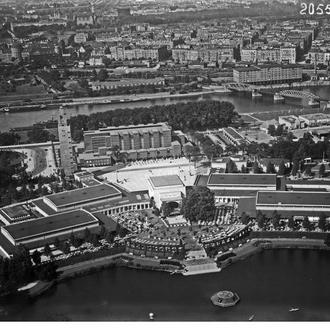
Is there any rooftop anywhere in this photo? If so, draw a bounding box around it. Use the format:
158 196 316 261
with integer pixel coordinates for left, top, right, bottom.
45 184 121 208
149 175 184 188
257 191 330 206
2 210 99 241
84 122 171 136
207 174 277 186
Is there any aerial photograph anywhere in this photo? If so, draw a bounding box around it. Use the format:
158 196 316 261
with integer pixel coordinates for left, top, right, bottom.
0 0 330 323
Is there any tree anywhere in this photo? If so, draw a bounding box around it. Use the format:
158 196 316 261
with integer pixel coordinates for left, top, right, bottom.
278 161 286 175
226 159 238 173
54 237 60 249
267 124 276 136
275 125 284 136
91 234 100 247
302 216 310 231
252 161 262 174
69 232 76 246
287 216 295 230
319 163 326 178
153 208 160 216
161 201 172 218
105 231 114 244
266 162 276 174
256 211 266 229
84 227 91 242
62 242 71 254
97 68 108 81
44 243 51 256
37 262 58 281
27 126 54 143
291 160 299 176
0 132 20 146
271 210 280 229
318 213 327 231
99 225 106 239
304 165 312 177
181 186 215 223
240 212 250 225
150 196 155 209
31 250 41 265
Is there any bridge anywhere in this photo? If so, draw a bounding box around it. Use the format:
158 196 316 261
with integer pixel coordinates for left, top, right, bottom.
225 83 253 92
279 90 320 100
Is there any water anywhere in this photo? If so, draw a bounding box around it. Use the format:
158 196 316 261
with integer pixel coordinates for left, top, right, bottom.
1 86 329 132
1 249 330 321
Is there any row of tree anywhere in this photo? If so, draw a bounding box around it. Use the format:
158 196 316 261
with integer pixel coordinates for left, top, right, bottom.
69 100 239 142
246 133 330 163
241 210 328 232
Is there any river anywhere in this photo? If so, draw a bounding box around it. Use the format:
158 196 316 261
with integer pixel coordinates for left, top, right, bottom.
0 249 330 321
0 86 329 132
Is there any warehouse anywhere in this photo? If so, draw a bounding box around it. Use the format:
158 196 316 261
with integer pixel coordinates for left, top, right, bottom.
43 184 122 212
0 209 100 248
256 191 330 220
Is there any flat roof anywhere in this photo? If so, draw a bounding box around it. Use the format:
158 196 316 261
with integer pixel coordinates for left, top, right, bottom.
213 190 257 197
45 184 121 208
208 174 277 186
257 191 330 206
286 179 330 186
83 190 150 213
2 209 99 241
85 122 170 135
299 113 330 120
223 127 244 140
32 198 57 215
149 175 184 188
1 204 32 220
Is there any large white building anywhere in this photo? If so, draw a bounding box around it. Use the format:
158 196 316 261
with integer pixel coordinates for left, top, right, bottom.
148 175 185 209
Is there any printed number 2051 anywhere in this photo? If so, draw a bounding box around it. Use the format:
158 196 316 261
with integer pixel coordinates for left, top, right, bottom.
300 3 330 15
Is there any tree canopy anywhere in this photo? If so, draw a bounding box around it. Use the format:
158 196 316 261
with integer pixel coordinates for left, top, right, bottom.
70 101 239 142
181 186 216 223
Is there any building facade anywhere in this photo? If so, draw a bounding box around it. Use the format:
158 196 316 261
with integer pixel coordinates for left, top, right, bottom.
233 64 302 85
58 106 77 177
82 123 181 163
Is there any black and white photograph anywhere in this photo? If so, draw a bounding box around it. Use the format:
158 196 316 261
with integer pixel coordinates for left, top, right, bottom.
0 0 330 324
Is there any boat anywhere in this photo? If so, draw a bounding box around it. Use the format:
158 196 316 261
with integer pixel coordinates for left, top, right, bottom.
40 105 46 109
308 98 320 108
289 308 300 312
252 90 262 98
149 312 154 320
274 92 285 103
0 107 10 113
248 314 255 321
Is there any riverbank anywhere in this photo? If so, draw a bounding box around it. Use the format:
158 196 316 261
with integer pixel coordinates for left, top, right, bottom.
219 238 330 269
2 90 224 113
57 253 181 282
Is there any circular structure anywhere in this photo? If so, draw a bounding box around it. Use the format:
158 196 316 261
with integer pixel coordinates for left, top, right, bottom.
210 290 240 307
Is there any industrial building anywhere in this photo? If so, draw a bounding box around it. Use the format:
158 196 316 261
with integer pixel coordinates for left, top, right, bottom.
256 191 330 220
81 123 181 164
43 184 122 212
0 209 99 248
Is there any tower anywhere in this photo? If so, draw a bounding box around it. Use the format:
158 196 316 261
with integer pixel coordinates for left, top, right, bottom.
58 106 76 177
